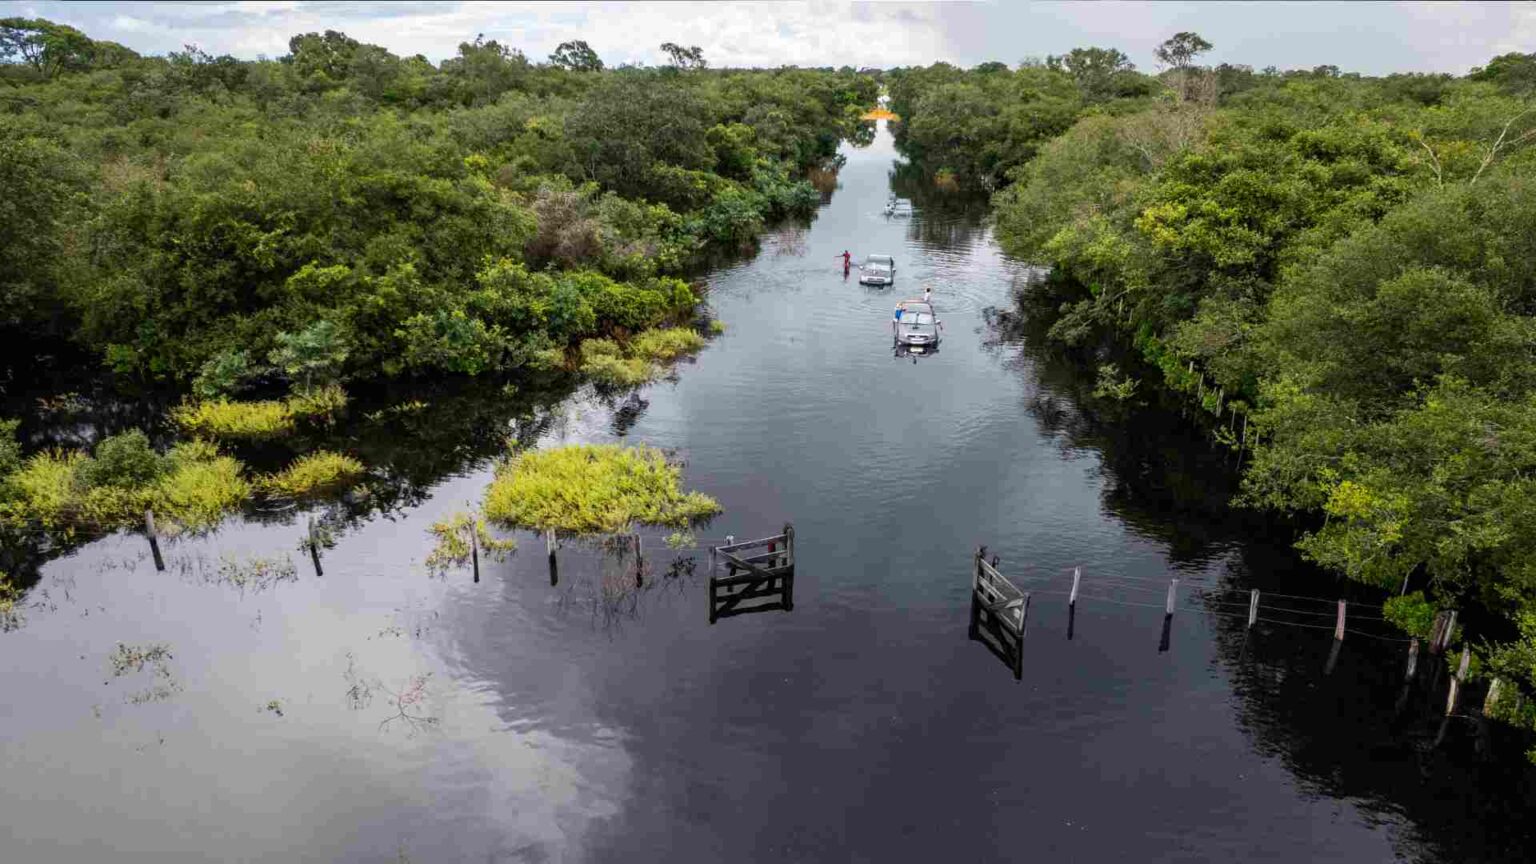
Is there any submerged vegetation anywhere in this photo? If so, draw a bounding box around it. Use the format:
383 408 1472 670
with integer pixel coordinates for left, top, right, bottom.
483 443 721 536
895 38 1536 752
424 511 516 578
577 327 708 387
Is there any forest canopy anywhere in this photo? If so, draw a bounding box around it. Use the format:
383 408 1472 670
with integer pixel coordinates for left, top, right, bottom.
0 18 876 390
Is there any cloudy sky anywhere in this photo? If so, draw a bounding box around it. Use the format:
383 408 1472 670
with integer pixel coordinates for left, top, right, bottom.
4 1 1531 75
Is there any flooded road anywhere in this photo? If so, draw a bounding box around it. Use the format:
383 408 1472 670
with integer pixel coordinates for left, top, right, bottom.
3 125 1532 863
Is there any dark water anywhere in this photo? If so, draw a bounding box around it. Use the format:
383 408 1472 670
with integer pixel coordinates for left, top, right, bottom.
3 125 1533 863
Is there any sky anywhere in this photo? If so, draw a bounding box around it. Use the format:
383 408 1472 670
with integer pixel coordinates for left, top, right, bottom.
3 1 1532 76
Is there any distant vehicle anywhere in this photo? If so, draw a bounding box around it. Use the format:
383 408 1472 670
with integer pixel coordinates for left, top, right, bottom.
860 254 896 287
893 299 941 348
885 199 914 217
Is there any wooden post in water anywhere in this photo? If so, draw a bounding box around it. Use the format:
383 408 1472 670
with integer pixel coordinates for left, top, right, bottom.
1165 578 1178 616
1068 566 1081 641
1324 601 1347 675
1446 647 1471 716
633 533 643 587
968 547 984 641
546 529 558 586
1159 578 1178 653
308 518 324 578
144 509 165 572
1405 638 1420 681
782 523 795 611
1015 593 1030 679
469 523 480 584
1248 589 1260 629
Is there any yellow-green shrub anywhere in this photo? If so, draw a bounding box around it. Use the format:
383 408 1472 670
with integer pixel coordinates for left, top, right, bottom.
154 451 250 531
260 451 365 498
171 399 295 440
286 384 348 419
629 327 706 361
424 511 516 577
0 450 85 530
579 338 656 387
483 443 721 535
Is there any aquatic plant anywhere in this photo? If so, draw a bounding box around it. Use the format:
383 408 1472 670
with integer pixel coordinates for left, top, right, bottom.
260 451 365 499
171 399 295 440
707 320 727 335
0 571 22 632
483 443 721 536
423 510 516 577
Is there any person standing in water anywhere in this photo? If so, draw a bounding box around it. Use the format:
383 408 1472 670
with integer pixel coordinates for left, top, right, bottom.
923 286 932 303
839 250 852 277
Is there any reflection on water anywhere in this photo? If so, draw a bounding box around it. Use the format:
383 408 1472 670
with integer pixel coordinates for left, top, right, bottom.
1 123 1532 864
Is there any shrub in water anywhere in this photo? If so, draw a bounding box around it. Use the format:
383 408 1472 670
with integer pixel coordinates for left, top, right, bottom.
579 338 656 387
629 327 705 362
260 451 365 499
76 430 164 489
286 384 349 420
172 399 295 440
483 443 721 536
424 511 516 577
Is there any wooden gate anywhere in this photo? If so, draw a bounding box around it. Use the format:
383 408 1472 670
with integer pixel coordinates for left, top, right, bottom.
709 524 795 623
969 547 1029 679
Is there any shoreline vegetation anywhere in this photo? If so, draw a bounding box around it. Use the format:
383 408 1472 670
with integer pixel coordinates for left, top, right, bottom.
0 20 874 560
889 37 1536 753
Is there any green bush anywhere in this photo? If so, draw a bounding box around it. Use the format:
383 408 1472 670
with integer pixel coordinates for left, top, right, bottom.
483 443 721 535
76 431 164 489
259 451 365 499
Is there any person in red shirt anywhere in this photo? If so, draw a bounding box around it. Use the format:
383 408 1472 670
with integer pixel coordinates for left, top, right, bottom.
839 250 851 276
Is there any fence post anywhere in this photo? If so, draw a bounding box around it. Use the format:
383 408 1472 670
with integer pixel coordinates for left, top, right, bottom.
782 524 795 611
1165 578 1178 616
1248 589 1260 629
969 548 983 641
1334 600 1347 641
469 523 480 584
144 509 165 572
546 529 558 586
308 518 324 578
1014 593 1030 679
1405 638 1420 681
1070 566 1081 608
633 533 643 587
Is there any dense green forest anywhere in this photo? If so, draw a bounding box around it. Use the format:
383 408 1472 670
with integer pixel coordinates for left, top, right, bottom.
0 18 874 607
892 38 1536 752
1 18 875 388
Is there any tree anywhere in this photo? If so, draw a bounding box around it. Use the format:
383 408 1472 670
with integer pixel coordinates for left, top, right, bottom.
1154 32 1212 70
1047 47 1137 101
0 17 94 80
549 39 602 72
660 42 706 70
1471 52 1536 95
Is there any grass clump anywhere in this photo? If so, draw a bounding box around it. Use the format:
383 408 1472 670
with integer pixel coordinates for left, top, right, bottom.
483 443 721 536
424 511 516 577
629 327 706 362
172 399 294 440
260 451 365 499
